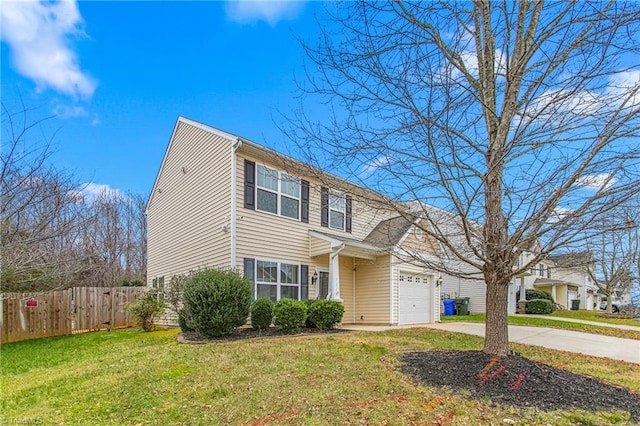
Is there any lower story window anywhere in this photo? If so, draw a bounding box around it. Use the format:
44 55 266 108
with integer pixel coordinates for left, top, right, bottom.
256 260 300 301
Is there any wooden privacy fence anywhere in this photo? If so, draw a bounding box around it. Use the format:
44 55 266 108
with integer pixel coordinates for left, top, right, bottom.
1 286 147 344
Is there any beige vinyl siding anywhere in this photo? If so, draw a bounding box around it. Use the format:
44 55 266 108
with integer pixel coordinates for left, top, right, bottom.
354 255 391 324
235 153 311 267
339 256 355 324
147 121 232 282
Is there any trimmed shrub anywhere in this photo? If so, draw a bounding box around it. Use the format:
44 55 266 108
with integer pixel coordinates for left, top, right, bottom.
251 298 274 331
128 290 166 331
302 299 318 328
182 268 252 337
273 298 307 333
308 299 345 330
526 298 553 314
516 289 554 302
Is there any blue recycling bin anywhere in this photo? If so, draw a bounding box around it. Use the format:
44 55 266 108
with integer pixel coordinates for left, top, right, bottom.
443 299 455 316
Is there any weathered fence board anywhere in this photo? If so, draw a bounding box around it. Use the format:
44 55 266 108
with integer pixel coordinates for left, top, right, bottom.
1 287 146 344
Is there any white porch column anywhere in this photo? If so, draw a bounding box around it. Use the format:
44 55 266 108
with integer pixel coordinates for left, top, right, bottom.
328 243 345 302
518 278 527 302
551 285 557 302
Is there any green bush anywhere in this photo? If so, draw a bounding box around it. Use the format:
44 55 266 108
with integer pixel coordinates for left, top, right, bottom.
273 298 307 333
182 268 252 337
516 289 554 302
128 290 166 331
251 298 274 330
177 308 194 332
308 299 345 330
526 298 553 314
302 299 318 328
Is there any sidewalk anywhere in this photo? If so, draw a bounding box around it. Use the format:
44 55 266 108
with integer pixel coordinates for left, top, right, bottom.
515 314 640 331
341 322 640 364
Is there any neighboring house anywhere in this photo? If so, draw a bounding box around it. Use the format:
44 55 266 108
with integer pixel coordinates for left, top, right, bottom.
406 202 487 315
549 252 601 310
146 117 442 325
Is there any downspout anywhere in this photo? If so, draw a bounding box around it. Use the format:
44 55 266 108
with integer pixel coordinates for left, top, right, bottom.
230 138 243 270
329 243 346 301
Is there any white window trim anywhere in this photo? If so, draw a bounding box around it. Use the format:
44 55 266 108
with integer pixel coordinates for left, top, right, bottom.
256 164 301 220
255 259 302 301
328 189 346 230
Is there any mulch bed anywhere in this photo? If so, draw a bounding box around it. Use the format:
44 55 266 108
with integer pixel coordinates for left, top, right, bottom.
177 327 349 344
401 350 640 421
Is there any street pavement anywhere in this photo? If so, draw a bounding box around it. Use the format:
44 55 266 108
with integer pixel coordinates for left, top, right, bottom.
342 322 640 364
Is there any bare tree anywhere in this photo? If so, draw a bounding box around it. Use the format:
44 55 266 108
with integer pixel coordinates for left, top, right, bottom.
586 200 639 313
1 104 148 292
1 103 88 291
287 2 640 355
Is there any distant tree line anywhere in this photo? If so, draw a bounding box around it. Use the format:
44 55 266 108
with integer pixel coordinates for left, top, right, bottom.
1 103 147 293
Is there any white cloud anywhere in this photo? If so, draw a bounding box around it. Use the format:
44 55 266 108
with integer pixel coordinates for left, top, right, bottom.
225 1 304 26
52 104 89 119
361 155 396 176
548 206 574 223
575 174 616 191
528 70 640 120
0 1 96 98
69 183 126 204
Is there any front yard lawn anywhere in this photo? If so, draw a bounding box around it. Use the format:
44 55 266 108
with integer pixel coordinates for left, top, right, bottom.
2 327 639 425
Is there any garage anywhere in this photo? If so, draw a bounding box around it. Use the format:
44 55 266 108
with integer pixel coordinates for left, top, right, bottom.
398 273 432 324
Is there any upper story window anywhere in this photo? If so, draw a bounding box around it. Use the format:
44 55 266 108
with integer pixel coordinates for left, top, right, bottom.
254 163 301 220
321 186 352 233
539 264 545 277
329 190 346 230
547 268 552 279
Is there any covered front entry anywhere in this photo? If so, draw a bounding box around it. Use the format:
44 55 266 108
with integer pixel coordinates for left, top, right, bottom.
398 273 431 324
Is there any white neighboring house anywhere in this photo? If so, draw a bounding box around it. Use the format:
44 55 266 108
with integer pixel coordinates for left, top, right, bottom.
549 252 602 311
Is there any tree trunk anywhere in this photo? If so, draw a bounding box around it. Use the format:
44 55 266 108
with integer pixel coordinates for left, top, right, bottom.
484 275 511 356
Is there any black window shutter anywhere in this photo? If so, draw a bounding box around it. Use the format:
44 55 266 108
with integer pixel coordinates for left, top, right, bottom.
244 257 255 286
301 180 310 223
300 265 309 300
346 195 352 233
244 160 255 209
321 187 329 227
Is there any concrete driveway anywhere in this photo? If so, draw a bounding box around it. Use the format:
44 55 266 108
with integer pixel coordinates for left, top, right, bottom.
424 322 640 364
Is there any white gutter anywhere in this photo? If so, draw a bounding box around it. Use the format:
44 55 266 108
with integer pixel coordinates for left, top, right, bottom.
230 138 242 270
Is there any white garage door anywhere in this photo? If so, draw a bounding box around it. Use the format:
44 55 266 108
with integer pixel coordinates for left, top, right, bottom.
398 273 431 324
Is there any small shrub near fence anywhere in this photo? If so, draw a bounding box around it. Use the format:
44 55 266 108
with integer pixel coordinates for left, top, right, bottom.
274 298 307 333
128 290 166 331
526 299 553 314
308 299 345 330
182 268 252 337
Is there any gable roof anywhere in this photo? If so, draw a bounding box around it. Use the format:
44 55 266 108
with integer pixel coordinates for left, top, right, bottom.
363 215 416 248
549 252 593 269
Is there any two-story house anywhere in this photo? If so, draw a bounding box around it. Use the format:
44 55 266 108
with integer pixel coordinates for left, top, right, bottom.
146 117 442 325
549 252 600 310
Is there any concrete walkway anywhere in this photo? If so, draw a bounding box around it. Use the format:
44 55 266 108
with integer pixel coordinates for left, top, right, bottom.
515 314 640 331
341 322 640 364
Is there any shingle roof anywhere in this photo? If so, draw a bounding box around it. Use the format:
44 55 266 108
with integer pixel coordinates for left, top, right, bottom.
549 251 593 268
363 215 416 248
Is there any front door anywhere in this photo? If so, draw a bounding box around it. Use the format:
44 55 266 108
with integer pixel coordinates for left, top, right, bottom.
318 271 329 299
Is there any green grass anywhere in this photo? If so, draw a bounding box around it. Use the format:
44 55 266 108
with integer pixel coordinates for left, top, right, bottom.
2 327 639 425
441 313 640 340
549 309 640 326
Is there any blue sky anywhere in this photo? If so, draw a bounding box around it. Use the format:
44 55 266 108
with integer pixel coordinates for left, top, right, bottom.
1 1 320 198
